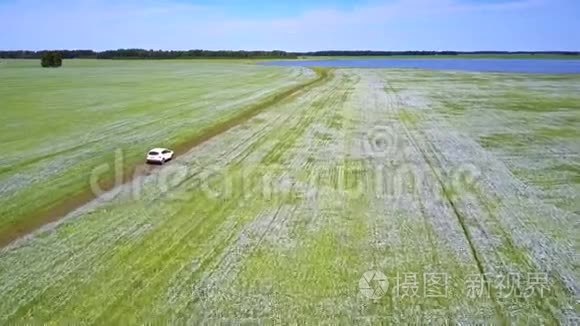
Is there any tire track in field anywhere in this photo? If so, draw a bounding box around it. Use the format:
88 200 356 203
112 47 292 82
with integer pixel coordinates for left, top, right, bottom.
181 206 297 323
82 87 325 321
0 70 304 188
0 201 177 320
0 68 334 322
11 88 324 322
0 105 294 314
51 153 276 322
1 66 306 169
163 83 345 320
90 199 252 324
382 80 506 320
144 70 336 206
167 72 350 320
159 69 352 319
40 69 338 323
0 68 331 249
385 78 562 322
390 83 573 322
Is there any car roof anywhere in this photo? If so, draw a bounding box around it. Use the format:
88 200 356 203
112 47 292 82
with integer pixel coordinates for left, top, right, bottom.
149 148 170 152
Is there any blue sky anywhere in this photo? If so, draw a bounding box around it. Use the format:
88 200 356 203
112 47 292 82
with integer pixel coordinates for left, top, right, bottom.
0 0 578 51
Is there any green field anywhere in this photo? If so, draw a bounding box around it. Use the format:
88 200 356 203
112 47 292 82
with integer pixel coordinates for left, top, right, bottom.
0 60 578 324
0 59 315 245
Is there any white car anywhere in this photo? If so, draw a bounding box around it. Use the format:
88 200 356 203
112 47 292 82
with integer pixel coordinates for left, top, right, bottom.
146 148 174 164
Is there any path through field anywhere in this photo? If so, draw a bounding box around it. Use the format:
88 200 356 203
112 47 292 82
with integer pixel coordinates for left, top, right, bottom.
0 68 578 324
0 60 315 246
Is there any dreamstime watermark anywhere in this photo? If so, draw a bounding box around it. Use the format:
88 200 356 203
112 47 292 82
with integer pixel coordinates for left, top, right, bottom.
87 123 484 204
89 160 482 205
364 124 404 158
87 147 483 205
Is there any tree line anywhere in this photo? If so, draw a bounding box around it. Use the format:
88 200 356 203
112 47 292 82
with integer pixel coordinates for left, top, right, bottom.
97 49 296 59
0 50 96 59
1 49 578 60
0 49 297 59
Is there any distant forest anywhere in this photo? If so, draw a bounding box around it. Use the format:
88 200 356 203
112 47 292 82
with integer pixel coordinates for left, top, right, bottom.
0 49 297 59
1 49 579 59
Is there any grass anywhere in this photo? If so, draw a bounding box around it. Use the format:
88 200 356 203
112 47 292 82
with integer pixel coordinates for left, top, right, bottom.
421 71 580 214
0 59 316 245
0 61 578 324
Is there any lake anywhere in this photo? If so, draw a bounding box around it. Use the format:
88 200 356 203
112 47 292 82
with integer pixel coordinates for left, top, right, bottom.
263 59 580 74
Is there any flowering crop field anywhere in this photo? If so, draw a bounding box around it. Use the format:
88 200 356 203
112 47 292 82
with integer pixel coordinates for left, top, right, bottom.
0 61 578 324
0 59 314 246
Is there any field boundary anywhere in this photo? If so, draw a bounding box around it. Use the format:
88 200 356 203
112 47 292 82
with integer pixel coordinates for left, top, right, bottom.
0 67 332 248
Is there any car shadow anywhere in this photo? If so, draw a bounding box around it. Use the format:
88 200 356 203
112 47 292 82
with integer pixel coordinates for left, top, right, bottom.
146 157 173 166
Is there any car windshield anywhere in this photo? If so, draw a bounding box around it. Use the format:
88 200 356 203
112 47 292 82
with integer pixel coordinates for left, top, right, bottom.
148 151 159 155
